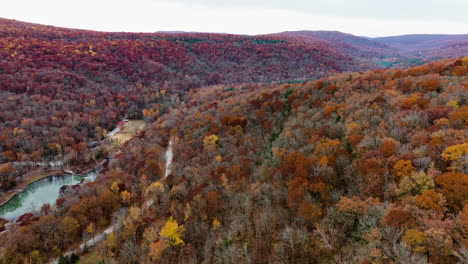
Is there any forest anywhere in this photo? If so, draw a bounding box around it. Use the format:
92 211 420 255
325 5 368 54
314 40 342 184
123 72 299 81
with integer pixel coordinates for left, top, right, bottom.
1 54 467 262
0 18 467 264
0 18 361 191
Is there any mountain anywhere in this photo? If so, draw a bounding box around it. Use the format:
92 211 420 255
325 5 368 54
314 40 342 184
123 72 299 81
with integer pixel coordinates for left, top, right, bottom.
0 18 467 264
277 30 468 68
374 34 468 59
276 30 395 59
0 18 362 171
2 57 466 263
374 34 468 51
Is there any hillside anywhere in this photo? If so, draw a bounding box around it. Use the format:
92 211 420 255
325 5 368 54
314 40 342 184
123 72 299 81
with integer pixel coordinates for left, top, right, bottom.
1 58 466 263
0 18 362 187
374 34 468 66
277 30 395 59
374 34 468 52
278 30 468 69
0 18 467 264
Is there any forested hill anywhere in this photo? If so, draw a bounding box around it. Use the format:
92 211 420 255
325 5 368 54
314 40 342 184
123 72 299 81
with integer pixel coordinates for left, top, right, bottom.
1 58 466 263
277 31 468 68
0 18 467 263
0 18 361 170
0 17 359 94
276 30 395 59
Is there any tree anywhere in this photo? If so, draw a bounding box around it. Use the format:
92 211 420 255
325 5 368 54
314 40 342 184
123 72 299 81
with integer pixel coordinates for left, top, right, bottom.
448 106 467 128
29 250 43 264
393 160 416 180
397 78 413 92
381 207 415 229
0 162 13 190
105 232 117 256
336 196 379 216
441 143 468 172
402 229 425 253
435 172 468 211
397 171 434 197
61 216 80 243
414 190 446 212
345 122 362 136
121 190 132 205
423 228 454 262
86 222 95 244
111 181 120 193
206 191 220 219
280 151 312 180
148 240 167 262
203 134 219 151
420 78 440 92
144 181 164 198
287 177 308 210
380 137 397 157
143 226 159 243
456 205 468 238
159 217 185 246
298 201 321 226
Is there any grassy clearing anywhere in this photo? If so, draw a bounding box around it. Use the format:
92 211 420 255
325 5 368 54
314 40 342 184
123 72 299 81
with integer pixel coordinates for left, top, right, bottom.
110 120 145 146
76 250 104 264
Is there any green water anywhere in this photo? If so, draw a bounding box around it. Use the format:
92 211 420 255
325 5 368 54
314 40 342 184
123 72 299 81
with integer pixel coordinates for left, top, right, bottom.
0 173 96 220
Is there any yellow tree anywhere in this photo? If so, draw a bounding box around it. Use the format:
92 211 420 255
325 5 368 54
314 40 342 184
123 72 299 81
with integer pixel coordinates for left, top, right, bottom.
441 143 468 172
120 190 132 204
61 216 80 242
105 232 117 256
402 229 425 253
86 222 95 237
203 134 219 152
144 181 164 198
110 181 120 193
159 217 185 246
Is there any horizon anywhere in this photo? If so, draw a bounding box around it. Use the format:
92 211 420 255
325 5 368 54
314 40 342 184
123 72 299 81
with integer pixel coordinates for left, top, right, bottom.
1 0 467 37
2 17 468 39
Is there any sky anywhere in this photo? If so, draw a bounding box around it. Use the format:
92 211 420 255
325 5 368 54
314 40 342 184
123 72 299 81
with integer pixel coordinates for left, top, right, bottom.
1 0 467 37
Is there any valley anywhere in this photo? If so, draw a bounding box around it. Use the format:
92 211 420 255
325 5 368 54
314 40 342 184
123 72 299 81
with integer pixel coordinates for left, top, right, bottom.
0 18 466 264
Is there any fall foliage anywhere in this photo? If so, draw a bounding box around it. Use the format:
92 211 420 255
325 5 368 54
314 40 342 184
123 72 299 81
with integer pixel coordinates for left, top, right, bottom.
0 19 466 264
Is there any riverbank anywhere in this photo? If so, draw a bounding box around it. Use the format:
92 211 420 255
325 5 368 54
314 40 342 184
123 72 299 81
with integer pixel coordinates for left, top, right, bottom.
0 120 145 214
0 169 64 207
0 158 109 208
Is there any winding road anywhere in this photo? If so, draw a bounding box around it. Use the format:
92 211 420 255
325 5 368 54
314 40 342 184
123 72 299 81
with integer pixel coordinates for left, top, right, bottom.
49 199 155 264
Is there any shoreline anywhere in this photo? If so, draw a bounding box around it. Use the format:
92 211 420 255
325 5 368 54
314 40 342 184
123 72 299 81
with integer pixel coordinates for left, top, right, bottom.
0 120 143 215
0 170 64 208
0 158 107 209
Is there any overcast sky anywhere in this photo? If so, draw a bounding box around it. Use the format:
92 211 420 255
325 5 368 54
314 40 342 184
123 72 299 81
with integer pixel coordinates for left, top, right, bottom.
1 0 467 37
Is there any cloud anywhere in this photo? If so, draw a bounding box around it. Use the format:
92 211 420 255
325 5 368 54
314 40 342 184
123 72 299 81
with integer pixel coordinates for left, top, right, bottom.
158 0 468 23
0 0 467 36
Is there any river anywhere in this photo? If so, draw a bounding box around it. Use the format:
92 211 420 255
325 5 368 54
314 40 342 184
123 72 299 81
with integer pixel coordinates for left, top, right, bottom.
0 173 96 221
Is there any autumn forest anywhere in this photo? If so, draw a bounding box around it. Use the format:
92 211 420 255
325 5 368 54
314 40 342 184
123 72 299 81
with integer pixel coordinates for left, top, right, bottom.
0 18 467 264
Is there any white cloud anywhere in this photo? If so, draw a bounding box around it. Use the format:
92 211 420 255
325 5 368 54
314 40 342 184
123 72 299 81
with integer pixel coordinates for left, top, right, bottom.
0 0 467 37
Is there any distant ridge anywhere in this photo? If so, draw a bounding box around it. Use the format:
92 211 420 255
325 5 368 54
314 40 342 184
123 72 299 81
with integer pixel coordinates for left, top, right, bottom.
275 30 468 68
275 30 394 59
373 34 468 51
